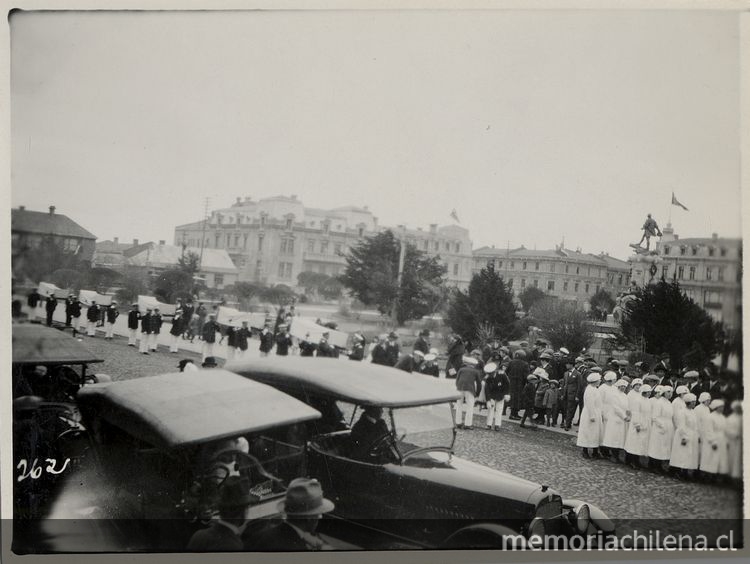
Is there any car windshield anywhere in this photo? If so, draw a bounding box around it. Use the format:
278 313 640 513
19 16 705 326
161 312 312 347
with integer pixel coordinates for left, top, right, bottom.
390 403 455 459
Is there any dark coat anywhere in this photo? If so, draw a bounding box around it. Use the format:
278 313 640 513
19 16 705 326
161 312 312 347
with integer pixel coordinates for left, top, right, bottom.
385 342 400 366
455 366 483 395
152 313 163 334
371 343 389 365
27 291 41 308
350 415 390 461
249 521 329 551
522 381 538 409
413 337 430 355
507 359 530 410
484 372 510 401
259 329 274 353
562 370 579 401
170 316 184 336
275 333 293 356
236 327 251 351
127 310 141 330
45 298 58 313
446 340 465 378
140 313 153 333
225 326 237 348
299 339 316 357
316 338 335 358
187 521 245 551
348 343 365 361
418 362 440 378
202 320 219 343
105 307 119 323
66 299 81 317
394 355 417 373
86 305 100 322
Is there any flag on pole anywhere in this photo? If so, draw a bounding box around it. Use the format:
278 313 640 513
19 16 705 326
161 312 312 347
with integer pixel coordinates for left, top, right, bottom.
450 209 460 223
671 192 689 211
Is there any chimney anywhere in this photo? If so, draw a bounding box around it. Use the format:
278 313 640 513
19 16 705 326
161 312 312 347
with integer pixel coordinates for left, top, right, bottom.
113 237 119 244
18 205 25 211
49 206 56 215
159 240 165 245
133 238 139 245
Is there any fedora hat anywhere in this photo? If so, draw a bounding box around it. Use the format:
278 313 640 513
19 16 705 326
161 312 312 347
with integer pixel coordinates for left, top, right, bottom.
278 478 334 516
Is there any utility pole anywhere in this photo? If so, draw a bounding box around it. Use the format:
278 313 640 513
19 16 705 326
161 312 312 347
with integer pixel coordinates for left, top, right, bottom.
392 225 407 326
196 197 210 298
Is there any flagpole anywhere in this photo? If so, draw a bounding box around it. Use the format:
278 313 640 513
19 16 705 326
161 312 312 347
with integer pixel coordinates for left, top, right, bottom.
668 192 672 225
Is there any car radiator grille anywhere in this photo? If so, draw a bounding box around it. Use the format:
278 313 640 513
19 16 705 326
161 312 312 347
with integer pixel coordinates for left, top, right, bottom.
536 497 564 536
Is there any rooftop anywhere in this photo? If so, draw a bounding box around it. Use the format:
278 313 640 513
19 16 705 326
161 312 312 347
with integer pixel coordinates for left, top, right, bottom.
125 243 238 273
12 207 96 240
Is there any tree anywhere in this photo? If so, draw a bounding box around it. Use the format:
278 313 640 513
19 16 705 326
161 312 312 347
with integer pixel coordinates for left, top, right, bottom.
177 251 201 275
82 266 122 294
589 288 616 321
445 266 520 342
230 281 264 309
50 268 85 291
518 286 546 313
152 269 194 303
260 284 297 309
13 235 84 284
618 280 722 369
340 230 447 325
529 297 593 354
115 269 150 304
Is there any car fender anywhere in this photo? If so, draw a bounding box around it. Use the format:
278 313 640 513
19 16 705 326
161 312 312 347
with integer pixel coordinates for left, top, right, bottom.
562 498 615 533
442 523 528 549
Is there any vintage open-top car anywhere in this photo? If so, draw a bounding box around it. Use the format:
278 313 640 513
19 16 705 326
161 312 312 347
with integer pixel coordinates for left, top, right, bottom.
26 370 331 552
226 357 616 548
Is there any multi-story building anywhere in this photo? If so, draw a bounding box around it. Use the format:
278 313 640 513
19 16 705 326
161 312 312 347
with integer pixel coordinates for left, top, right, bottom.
173 195 473 290
472 245 631 306
629 224 742 330
12 205 97 263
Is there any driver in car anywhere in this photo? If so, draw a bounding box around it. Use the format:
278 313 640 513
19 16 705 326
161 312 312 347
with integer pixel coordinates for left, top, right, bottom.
350 406 398 463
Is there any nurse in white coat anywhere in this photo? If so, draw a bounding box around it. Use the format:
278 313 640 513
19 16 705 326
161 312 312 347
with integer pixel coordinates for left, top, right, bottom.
576 372 603 458
669 393 699 477
624 378 643 438
648 386 675 472
624 383 653 468
725 400 742 481
700 399 728 480
601 379 629 462
695 392 713 474
672 385 689 420
598 371 617 458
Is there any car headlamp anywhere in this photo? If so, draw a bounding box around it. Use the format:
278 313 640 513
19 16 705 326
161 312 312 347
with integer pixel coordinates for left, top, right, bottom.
527 517 546 540
574 503 591 534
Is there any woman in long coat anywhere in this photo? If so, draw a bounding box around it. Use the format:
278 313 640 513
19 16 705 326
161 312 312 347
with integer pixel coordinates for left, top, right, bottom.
647 386 674 472
169 312 183 353
700 399 728 480
601 379 629 462
669 393 699 477
576 373 602 458
725 400 742 481
624 384 653 468
695 392 713 475
598 372 617 457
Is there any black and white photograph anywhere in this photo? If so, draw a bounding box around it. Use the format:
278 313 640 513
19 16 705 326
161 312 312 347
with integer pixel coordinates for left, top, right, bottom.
5 3 747 557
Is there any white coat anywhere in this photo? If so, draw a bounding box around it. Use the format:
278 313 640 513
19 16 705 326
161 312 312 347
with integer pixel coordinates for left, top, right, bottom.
669 406 699 470
695 404 712 470
576 384 602 448
700 411 729 475
623 389 639 438
671 397 686 422
601 389 628 449
624 394 651 456
648 396 674 461
725 412 742 479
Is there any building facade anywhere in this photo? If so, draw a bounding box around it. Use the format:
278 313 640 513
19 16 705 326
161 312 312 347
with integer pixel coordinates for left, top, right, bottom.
472 245 631 307
629 224 742 330
173 195 473 290
12 205 97 263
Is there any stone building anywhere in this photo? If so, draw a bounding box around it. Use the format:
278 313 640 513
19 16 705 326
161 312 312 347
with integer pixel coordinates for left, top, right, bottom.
628 223 742 330
173 195 473 290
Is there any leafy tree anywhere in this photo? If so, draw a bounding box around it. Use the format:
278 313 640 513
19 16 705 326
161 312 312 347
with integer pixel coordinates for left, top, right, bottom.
152 269 194 303
230 281 265 309
115 270 150 304
518 286 546 313
13 235 84 284
618 280 721 369
445 266 519 341
177 251 201 275
260 284 297 309
589 288 616 321
340 230 447 325
529 297 593 354
50 268 85 291
83 266 122 294
296 271 343 301
320 277 344 301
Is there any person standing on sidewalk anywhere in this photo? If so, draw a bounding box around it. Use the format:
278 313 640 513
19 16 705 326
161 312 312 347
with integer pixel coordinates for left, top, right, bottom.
576 372 603 458
562 360 580 431
275 324 293 356
104 301 119 340
259 321 275 357
86 301 100 336
150 307 163 352
201 313 219 361
454 356 482 430
225 325 238 361
507 349 529 420
139 307 153 354
484 362 510 431
127 303 141 346
196 302 207 340
235 321 250 360
519 373 540 429
169 310 184 353
64 294 76 327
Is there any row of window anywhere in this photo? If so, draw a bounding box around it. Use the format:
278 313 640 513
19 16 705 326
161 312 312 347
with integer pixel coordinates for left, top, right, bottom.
484 259 606 278
663 264 732 282
506 278 599 294
663 245 730 257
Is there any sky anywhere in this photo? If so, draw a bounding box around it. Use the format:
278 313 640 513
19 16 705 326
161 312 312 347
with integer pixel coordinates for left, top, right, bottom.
10 9 742 259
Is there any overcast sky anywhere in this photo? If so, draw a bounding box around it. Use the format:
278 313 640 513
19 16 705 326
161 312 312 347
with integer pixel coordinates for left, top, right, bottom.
11 10 741 258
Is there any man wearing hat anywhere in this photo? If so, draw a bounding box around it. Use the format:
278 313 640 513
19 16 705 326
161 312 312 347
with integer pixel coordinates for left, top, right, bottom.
519 372 540 429
64 294 78 328
250 478 335 551
299 332 317 357
370 334 389 365
275 324 293 356
187 475 254 551
533 368 550 425
683 370 702 398
127 303 141 346
259 321 275 357
418 351 440 378
454 356 483 430
414 329 431 356
483 362 510 431
234 321 250 360
560 357 578 431
316 331 335 358
576 372 603 458
139 307 153 354
347 333 366 361
385 331 400 367
446 334 466 380
84 300 99 336
669 392 699 479
201 313 220 361
169 308 185 353
507 349 530 420
202 356 219 368
395 349 424 373
150 307 163 352
104 301 119 340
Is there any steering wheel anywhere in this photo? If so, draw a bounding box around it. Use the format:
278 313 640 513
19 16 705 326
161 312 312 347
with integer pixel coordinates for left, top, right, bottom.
209 449 284 489
368 432 398 460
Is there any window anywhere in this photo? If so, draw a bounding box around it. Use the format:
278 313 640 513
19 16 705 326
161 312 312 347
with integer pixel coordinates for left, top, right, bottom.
574 282 579 292
720 248 727 257
533 279 539 288
433 241 439 251
498 261 503 269
664 246 670 255
510 261 515 269
63 238 79 252
260 214 266 227
587 266 591 275
243 234 248 249
257 235 264 251
585 283 590 293
453 264 459 275
226 234 231 247
618 274 623 285
214 274 224 287
456 243 461 253
307 239 315 253
445 241 450 251
680 246 686 256
423 241 428 251
677 265 684 279
507 278 514 288
576 266 580 275
718 267 725 281
706 267 713 281
535 262 539 271
708 247 715 257
334 243 343 255
547 280 555 291
285 217 293 230
521 279 526 288
323 222 330 235
662 265 669 279
320 241 329 254
550 263 555 273
563 281 568 292
280 238 295 254
523 261 527 270
358 227 365 238
689 266 696 280
691 246 698 256
487 260 495 269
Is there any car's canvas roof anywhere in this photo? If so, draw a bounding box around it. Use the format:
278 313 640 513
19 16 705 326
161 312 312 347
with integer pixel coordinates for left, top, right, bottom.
77 370 321 448
225 357 462 407
12 323 103 365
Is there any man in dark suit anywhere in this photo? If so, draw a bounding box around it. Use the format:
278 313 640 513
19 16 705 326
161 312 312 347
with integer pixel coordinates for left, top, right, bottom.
350 406 396 462
316 331 335 357
275 324 293 356
347 333 365 361
385 332 400 366
370 335 389 365
139 307 153 354
299 333 317 357
127 303 140 346
44 296 58 327
86 301 100 336
445 334 465 379
413 330 431 356
187 476 254 551
507 350 530 419
248 478 335 551
259 322 275 356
